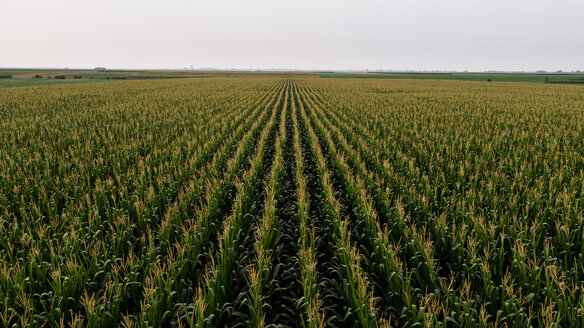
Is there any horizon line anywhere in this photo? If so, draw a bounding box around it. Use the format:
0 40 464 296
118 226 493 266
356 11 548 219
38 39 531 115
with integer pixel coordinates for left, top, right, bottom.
1 67 582 74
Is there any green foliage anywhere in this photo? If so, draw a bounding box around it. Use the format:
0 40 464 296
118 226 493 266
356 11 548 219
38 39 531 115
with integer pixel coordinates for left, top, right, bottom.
1 77 583 327
316 71 584 84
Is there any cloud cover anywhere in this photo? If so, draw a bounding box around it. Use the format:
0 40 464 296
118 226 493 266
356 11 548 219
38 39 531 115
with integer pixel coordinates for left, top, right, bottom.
2 0 582 71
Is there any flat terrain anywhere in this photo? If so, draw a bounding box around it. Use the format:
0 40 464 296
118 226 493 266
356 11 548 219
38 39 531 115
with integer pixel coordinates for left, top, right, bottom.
0 69 314 88
1 77 583 327
12 72 80 79
2 69 584 88
316 71 584 84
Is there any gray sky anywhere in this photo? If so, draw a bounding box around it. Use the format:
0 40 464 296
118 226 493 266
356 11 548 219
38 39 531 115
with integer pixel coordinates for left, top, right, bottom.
2 0 582 71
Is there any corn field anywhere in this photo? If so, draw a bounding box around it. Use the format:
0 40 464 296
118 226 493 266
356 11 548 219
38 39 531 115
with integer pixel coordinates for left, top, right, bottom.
1 77 584 327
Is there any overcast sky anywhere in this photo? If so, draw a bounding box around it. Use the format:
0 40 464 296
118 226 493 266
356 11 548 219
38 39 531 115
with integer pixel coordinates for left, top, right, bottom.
2 0 582 71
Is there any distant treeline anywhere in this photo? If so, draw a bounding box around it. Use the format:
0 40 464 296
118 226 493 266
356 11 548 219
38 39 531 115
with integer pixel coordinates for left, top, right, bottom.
367 71 453 75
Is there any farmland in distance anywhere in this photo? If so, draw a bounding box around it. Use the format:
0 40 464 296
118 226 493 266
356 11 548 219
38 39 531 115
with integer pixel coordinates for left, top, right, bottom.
1 77 584 327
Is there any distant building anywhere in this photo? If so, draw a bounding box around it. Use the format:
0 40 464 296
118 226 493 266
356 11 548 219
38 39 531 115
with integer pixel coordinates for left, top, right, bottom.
95 67 106 71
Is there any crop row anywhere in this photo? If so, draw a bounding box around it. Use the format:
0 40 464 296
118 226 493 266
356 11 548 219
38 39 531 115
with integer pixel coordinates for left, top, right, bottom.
1 78 584 327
